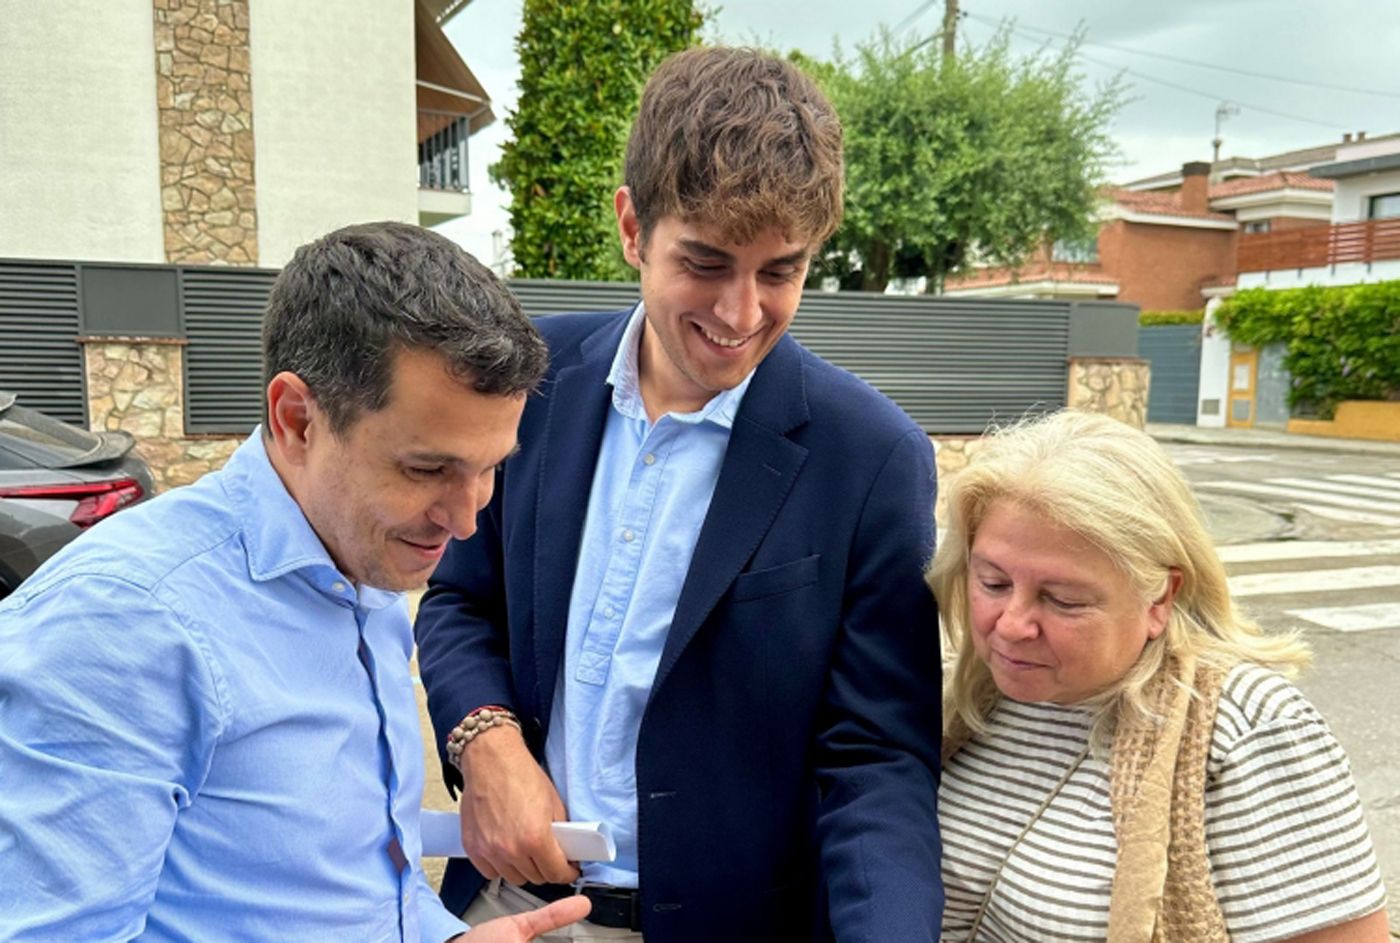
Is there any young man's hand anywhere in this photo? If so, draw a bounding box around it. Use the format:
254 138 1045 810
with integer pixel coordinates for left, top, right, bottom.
449 896 592 941
458 725 580 886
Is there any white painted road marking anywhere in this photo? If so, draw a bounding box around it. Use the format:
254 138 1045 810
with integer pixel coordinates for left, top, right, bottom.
1217 538 1400 564
1229 564 1400 597
1199 480 1400 516
1285 602 1400 633
1170 448 1276 466
1294 504 1400 527
1327 474 1400 493
1266 477 1400 502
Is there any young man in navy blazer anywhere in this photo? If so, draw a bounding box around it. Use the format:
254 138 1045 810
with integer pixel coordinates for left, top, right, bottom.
416 46 942 941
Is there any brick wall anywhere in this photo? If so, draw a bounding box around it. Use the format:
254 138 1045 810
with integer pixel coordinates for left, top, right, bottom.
1097 219 1236 311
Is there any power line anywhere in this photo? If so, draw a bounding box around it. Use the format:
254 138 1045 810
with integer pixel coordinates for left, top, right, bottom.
964 12 1400 100
893 0 940 35
1072 50 1342 130
958 15 1343 132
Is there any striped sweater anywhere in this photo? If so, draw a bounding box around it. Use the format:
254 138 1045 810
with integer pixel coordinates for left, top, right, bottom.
939 663 1386 942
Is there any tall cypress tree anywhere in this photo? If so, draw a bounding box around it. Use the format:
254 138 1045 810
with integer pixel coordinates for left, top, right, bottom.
492 0 703 280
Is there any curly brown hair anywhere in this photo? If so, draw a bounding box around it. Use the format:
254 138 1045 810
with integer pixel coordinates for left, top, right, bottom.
624 46 844 250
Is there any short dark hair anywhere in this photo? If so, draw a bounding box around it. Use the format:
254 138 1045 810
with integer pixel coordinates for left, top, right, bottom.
624 46 844 248
262 221 548 434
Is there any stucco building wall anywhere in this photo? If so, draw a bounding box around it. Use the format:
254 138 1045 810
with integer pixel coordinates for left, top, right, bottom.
0 4 164 262
249 0 420 267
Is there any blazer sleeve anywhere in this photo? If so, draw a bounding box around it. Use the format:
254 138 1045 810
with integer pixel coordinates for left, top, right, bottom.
414 483 516 793
814 425 944 941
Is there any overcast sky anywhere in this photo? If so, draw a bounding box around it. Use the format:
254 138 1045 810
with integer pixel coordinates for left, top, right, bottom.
438 0 1399 266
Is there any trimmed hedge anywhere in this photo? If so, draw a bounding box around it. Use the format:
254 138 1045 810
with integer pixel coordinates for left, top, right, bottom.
1139 309 1204 326
1215 282 1400 416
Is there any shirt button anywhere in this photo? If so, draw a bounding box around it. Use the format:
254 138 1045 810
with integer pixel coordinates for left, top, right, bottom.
622 529 635 542
604 606 616 619
331 581 346 593
643 452 656 466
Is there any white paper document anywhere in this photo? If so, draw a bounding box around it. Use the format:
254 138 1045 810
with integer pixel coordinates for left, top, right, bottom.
419 810 617 862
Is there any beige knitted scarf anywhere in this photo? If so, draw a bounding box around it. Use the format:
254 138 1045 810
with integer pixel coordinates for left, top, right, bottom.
942 653 1231 942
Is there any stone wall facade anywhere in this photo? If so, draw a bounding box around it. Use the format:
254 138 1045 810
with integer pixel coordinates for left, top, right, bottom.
1066 357 1151 430
83 339 243 491
154 0 258 264
929 361 1150 525
929 435 987 527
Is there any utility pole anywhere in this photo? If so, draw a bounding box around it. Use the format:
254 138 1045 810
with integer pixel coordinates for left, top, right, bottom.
943 0 959 61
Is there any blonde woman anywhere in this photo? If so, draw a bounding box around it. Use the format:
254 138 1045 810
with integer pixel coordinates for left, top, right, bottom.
929 410 1389 942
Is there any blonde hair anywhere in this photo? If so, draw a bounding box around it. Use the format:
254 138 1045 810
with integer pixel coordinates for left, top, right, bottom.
927 410 1309 748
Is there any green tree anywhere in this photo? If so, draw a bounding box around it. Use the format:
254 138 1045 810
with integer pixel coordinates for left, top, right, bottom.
806 26 1125 293
491 0 703 280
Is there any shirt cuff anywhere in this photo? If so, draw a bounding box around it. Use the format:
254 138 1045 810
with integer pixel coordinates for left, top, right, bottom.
418 888 470 942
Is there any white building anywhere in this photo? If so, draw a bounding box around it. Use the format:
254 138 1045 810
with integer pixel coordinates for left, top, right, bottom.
0 0 493 269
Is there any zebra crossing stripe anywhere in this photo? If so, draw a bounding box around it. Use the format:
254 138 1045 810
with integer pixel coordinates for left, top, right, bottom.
1327 474 1400 493
1285 602 1400 633
1172 449 1274 466
1217 538 1400 564
1229 564 1400 597
1295 504 1400 527
1266 476 1400 502
1198 480 1400 514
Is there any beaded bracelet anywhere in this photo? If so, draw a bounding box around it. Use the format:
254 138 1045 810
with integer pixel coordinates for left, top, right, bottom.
445 705 521 770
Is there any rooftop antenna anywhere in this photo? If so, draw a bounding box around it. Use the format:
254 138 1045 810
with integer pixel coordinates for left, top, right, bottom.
1212 101 1240 163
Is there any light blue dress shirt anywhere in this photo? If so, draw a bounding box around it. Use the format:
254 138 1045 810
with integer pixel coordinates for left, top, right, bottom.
0 433 466 943
544 305 752 887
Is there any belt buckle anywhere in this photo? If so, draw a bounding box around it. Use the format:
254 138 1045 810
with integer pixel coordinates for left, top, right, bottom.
578 882 643 931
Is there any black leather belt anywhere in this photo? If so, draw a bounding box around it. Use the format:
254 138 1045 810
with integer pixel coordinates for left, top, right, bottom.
526 881 643 931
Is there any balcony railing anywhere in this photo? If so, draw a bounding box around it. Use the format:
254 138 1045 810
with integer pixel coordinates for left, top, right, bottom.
418 108 470 192
1237 217 1400 273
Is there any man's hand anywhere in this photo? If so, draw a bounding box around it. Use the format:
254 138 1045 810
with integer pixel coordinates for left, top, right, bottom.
458 725 579 885
449 896 592 942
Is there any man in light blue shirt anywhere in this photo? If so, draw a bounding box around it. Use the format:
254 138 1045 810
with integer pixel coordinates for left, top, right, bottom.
0 222 589 942
541 303 753 889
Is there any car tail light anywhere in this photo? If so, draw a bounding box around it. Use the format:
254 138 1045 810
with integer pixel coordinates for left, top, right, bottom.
0 478 146 528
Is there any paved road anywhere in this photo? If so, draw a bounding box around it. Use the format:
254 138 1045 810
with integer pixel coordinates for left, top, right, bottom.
1163 441 1400 933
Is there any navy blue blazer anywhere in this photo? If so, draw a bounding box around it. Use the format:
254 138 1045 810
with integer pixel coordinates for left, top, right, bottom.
416 310 943 942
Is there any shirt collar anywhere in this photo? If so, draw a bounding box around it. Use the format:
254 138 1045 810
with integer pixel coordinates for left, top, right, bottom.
605 303 753 429
220 431 399 611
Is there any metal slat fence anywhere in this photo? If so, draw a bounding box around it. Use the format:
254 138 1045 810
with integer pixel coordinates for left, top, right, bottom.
0 260 85 425
510 281 1073 433
180 267 278 434
0 263 1088 436
1139 324 1202 424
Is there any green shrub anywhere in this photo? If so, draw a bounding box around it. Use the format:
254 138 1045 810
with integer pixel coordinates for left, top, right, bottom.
1139 309 1204 326
1215 282 1400 416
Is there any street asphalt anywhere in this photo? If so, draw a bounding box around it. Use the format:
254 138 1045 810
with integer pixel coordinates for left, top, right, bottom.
1156 430 1400 936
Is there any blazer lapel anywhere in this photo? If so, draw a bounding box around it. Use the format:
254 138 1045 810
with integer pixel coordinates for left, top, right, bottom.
651 336 810 698
531 315 626 720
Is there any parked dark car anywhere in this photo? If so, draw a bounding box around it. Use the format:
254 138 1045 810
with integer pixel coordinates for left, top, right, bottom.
0 392 156 600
